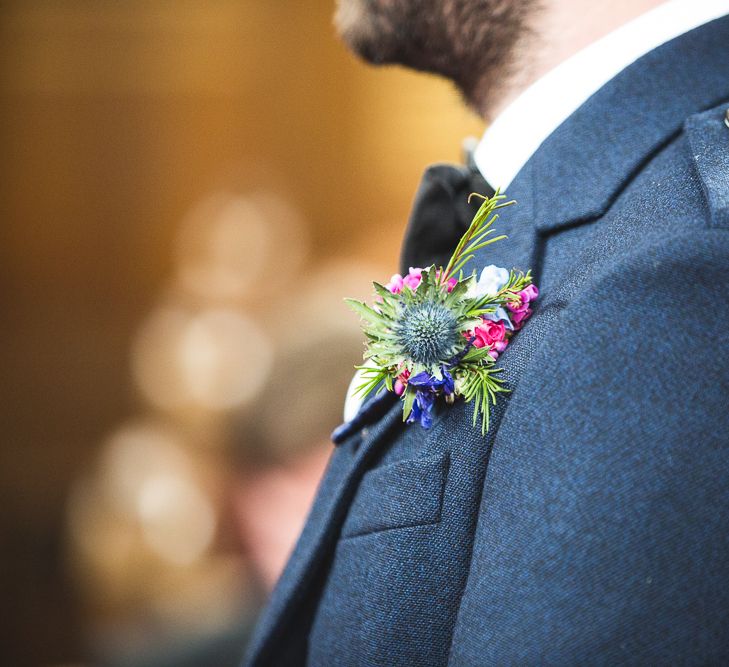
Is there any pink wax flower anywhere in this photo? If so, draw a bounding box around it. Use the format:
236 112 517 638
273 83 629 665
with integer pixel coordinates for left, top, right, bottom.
386 267 456 294
402 267 423 291
387 268 425 293
435 269 458 292
394 368 411 396
508 284 539 313
494 340 508 352
506 282 538 328
385 273 405 294
521 284 539 302
511 307 533 329
507 297 530 314
471 319 506 350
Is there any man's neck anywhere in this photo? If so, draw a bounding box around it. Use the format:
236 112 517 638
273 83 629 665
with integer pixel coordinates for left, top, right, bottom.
481 0 667 121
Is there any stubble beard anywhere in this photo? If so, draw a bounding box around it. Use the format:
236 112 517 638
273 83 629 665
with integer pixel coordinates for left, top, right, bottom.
334 0 538 118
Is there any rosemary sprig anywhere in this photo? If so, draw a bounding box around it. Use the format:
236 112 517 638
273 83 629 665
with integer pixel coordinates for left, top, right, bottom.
439 190 514 286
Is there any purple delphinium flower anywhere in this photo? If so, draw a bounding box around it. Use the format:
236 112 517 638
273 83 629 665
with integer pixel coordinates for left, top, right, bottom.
407 389 436 429
406 368 456 429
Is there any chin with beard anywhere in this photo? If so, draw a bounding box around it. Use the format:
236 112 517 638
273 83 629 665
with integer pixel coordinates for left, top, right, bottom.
334 0 538 115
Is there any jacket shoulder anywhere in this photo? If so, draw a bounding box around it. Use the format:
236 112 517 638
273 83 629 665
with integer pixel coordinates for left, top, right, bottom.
685 103 729 229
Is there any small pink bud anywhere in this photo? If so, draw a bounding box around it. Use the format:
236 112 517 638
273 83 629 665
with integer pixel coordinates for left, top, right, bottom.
511 307 533 329
402 267 423 291
386 273 404 294
521 284 539 302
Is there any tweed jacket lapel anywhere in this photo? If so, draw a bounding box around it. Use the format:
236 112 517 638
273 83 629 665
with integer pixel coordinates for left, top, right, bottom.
531 15 729 235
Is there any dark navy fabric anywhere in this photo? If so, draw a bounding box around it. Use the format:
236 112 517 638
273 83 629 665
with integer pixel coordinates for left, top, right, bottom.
245 16 729 666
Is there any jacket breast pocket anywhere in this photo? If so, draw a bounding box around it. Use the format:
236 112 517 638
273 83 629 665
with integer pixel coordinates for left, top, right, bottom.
340 451 450 539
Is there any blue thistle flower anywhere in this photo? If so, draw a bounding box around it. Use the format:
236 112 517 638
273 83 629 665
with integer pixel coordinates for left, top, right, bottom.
395 300 460 367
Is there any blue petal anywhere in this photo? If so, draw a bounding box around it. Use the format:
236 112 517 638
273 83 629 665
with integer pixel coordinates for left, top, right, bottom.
482 305 515 331
474 265 510 296
440 367 455 395
415 390 435 429
407 399 421 425
417 389 435 411
408 371 435 388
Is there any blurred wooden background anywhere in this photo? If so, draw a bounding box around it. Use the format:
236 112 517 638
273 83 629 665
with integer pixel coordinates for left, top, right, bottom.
0 1 482 664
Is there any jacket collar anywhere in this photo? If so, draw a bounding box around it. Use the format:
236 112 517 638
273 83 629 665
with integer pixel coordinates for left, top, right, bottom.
475 0 729 191
530 15 729 233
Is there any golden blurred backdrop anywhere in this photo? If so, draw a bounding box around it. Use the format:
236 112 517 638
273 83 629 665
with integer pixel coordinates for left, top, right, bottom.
0 2 482 665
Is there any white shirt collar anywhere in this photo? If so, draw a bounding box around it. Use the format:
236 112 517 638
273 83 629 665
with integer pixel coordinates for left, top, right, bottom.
474 0 729 191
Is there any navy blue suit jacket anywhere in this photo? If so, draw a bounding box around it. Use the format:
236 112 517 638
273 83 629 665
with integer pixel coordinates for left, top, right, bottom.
246 16 729 666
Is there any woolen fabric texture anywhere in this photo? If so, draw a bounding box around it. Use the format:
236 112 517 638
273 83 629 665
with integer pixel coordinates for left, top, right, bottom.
244 16 729 666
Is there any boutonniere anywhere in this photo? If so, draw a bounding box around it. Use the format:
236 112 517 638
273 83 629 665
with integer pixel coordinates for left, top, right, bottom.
346 191 538 435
